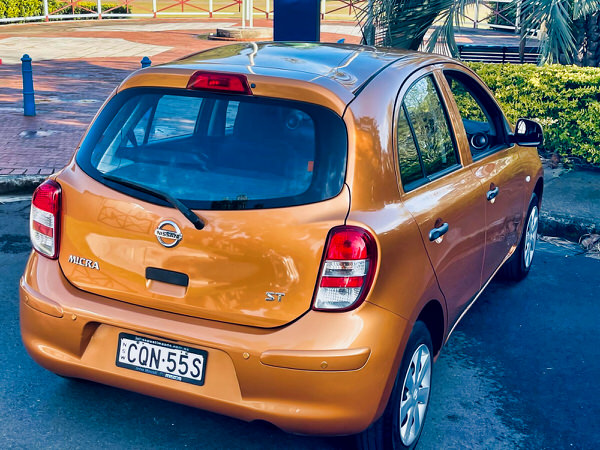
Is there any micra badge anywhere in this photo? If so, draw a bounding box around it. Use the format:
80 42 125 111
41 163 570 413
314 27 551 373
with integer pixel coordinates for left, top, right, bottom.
68 255 100 270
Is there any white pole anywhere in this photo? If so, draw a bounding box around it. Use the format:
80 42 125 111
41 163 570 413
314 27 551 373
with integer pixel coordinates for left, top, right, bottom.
43 0 49 20
209 0 213 18
515 0 522 34
474 0 479 29
97 0 101 18
249 0 253 28
321 0 326 19
152 0 157 17
241 0 246 28
266 0 269 19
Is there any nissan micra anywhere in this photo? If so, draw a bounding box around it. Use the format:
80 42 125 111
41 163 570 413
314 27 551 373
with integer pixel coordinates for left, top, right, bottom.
21 43 543 449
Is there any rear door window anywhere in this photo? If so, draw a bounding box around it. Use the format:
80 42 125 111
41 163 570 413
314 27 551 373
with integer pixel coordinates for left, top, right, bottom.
78 88 348 210
403 76 458 176
149 95 202 141
125 95 202 148
396 75 460 191
396 107 424 186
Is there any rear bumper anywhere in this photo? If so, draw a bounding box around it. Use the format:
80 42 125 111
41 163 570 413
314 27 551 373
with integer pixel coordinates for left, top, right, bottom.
20 253 409 436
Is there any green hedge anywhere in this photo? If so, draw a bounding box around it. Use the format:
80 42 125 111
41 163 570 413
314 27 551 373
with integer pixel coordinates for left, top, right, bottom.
0 0 42 18
0 0 127 19
470 63 600 165
48 1 129 15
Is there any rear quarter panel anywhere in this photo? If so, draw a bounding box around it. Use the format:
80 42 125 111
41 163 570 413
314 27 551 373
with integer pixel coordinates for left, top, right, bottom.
343 60 449 420
344 59 446 324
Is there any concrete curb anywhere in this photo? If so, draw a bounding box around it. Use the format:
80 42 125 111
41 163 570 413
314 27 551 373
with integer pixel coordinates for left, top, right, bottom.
0 175 46 196
539 210 599 242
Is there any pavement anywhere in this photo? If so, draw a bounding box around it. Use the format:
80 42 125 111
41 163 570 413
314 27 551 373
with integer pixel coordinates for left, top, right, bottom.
540 166 600 240
0 18 597 242
1 198 599 448
0 18 363 178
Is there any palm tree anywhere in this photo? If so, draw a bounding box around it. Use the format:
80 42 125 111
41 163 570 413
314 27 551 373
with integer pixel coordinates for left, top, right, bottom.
574 7 600 66
356 0 600 65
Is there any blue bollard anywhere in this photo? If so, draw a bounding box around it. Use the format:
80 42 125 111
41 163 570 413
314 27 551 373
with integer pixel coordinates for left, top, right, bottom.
140 56 152 68
21 54 36 117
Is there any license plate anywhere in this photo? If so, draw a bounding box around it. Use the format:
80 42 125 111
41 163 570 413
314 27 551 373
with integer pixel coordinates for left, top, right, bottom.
116 333 207 386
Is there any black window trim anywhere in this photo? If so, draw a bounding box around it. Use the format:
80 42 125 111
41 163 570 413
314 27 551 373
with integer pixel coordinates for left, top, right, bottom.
144 99 158 145
401 102 427 181
397 72 463 193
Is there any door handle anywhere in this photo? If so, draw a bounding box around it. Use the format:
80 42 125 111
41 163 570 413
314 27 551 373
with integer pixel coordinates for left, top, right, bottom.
487 186 499 201
429 222 449 242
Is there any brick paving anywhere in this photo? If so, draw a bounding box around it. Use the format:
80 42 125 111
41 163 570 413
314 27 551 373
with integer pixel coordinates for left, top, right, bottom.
0 59 137 174
0 18 361 176
0 18 526 176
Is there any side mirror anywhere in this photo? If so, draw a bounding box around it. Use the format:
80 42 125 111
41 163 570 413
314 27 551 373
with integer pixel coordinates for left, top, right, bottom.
511 118 544 147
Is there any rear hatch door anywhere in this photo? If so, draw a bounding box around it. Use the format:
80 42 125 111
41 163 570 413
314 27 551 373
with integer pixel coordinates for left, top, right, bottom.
57 86 349 328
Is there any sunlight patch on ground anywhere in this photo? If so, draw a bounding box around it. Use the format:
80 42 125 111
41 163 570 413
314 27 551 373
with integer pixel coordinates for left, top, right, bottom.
0 37 171 64
76 21 235 32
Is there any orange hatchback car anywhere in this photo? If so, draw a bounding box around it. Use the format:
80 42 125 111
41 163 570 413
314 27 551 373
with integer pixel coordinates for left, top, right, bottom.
21 43 543 449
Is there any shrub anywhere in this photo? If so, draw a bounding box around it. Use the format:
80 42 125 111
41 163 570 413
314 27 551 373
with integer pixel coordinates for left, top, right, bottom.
0 0 127 19
48 1 128 15
0 0 43 19
470 62 600 165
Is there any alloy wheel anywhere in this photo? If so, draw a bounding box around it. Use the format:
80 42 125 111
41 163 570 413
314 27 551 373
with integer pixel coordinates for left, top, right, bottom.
524 205 539 269
399 343 431 446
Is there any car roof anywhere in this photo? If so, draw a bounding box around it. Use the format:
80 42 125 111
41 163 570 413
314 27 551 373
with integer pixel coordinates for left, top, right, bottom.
158 42 433 95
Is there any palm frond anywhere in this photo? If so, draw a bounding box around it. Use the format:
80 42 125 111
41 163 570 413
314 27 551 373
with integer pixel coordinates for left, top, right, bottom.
573 0 600 20
521 0 576 63
423 9 456 56
422 0 476 57
356 0 455 50
453 0 477 24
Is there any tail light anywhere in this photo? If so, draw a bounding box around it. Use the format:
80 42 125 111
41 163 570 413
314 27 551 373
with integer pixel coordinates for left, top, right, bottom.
30 180 61 259
313 226 378 311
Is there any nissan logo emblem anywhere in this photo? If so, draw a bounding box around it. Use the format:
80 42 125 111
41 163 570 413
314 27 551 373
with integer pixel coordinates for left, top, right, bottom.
155 220 183 248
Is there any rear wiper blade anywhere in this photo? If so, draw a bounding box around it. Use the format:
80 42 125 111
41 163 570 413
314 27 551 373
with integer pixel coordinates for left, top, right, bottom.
101 173 205 230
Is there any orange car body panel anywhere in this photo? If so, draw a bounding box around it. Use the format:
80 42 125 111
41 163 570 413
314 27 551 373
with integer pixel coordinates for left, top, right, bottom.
57 164 351 328
21 252 408 435
20 43 543 435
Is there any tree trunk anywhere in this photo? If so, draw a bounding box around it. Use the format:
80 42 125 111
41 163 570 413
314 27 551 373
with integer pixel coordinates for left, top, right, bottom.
519 24 526 63
576 13 600 67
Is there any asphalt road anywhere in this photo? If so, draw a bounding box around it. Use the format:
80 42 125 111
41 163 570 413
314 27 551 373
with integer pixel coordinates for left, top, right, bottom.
1 198 598 449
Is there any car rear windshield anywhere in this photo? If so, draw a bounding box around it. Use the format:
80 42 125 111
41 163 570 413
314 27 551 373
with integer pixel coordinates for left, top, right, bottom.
76 88 348 210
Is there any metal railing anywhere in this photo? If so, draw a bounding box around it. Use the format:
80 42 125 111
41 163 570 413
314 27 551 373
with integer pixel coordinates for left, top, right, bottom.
459 0 522 33
458 44 539 63
0 0 367 24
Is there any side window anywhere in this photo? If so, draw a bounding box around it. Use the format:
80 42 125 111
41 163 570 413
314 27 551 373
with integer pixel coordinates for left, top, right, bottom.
444 71 507 159
149 95 202 142
131 107 151 146
397 75 459 190
95 94 202 171
403 76 458 177
224 101 240 136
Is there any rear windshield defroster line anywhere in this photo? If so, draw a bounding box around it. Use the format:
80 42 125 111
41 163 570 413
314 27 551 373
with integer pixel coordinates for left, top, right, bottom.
76 87 348 211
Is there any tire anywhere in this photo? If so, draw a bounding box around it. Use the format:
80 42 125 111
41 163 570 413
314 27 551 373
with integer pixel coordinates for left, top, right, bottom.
357 321 433 450
500 193 539 281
